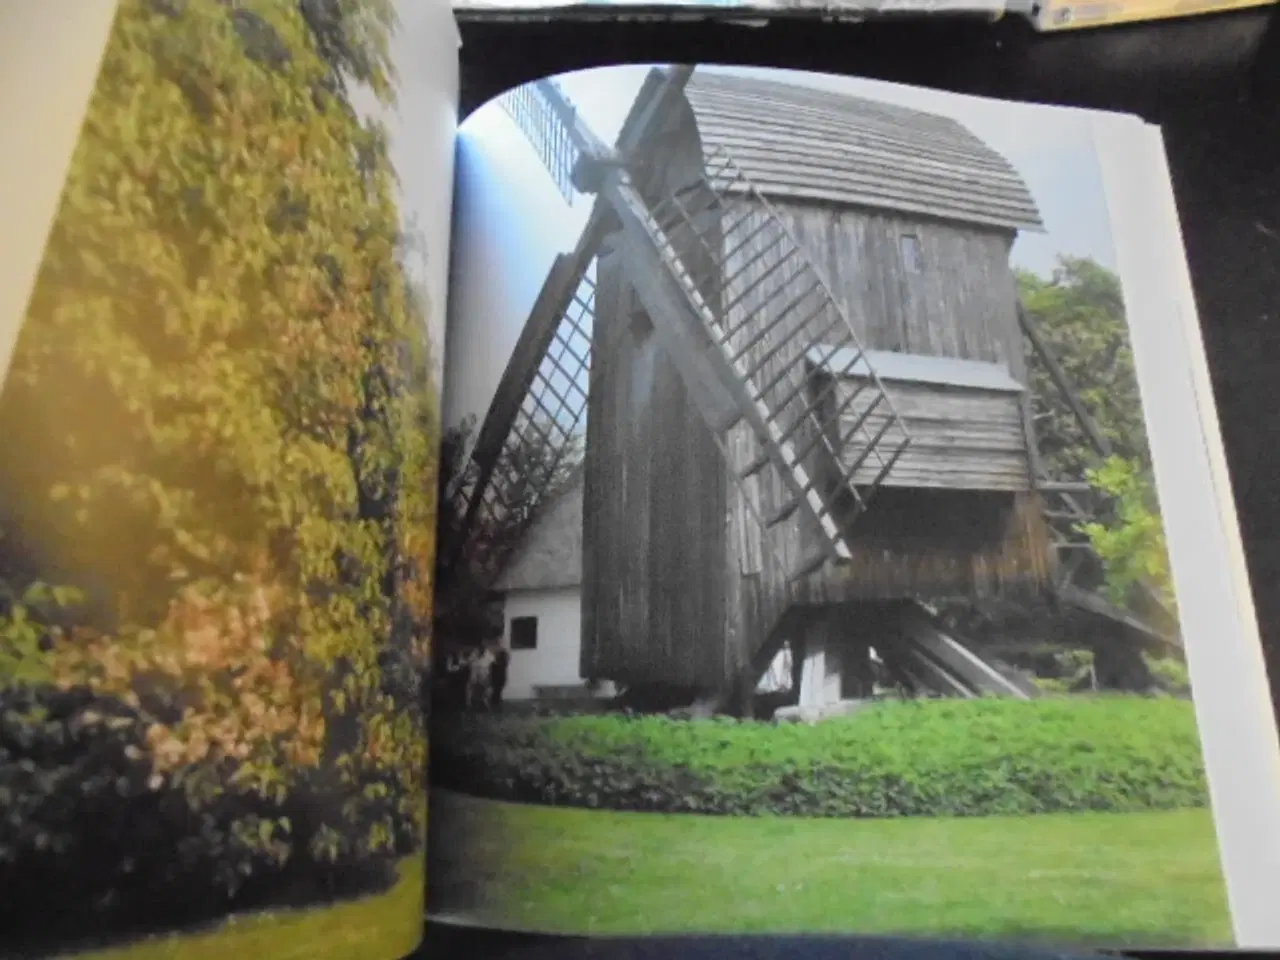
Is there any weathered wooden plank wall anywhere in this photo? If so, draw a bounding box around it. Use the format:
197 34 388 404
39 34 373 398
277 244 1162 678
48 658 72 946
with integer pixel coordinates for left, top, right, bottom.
584 186 1050 695
771 199 1026 374
580 246 730 690
818 488 1053 600
821 375 1032 491
717 196 1052 682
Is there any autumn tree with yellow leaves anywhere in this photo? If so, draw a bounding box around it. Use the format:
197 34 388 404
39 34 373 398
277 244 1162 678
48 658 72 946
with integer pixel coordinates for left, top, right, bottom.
0 0 438 941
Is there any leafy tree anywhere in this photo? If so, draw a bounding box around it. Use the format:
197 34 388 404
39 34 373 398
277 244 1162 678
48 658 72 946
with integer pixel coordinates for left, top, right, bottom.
1018 256 1152 480
1018 257 1177 624
1080 456 1176 613
0 0 437 924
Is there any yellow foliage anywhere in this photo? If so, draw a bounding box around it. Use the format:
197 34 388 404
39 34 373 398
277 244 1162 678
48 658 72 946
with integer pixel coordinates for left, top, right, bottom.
0 0 438 844
50 571 328 780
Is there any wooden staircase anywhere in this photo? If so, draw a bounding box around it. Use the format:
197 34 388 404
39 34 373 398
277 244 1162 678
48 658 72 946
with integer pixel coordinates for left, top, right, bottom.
1018 301 1180 649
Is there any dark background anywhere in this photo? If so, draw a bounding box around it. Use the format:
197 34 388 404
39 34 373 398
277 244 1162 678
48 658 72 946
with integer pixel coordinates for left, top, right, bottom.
422 8 1280 958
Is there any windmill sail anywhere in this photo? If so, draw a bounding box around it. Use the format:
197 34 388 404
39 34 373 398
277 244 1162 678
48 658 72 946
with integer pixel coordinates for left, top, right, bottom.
500 82 581 207
446 249 595 583
447 73 691 584
510 76 914 578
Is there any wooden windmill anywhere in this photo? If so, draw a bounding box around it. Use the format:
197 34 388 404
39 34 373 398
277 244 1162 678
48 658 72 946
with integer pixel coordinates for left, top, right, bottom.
447 66 1177 715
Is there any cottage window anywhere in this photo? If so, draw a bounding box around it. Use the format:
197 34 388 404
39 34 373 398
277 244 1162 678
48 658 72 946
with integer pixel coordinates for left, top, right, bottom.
900 233 923 273
510 615 538 651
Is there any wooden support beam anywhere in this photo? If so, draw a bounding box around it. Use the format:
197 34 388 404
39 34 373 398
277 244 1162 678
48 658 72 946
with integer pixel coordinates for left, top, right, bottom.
1019 389 1047 492
901 603 1035 699
1055 549 1087 589
613 226 744 433
1044 509 1086 521
620 66 696 153
1018 301 1114 459
1055 583 1180 652
1037 480 1094 494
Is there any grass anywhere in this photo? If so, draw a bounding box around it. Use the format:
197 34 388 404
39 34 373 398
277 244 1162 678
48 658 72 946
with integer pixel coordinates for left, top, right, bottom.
62 856 424 960
428 788 1232 949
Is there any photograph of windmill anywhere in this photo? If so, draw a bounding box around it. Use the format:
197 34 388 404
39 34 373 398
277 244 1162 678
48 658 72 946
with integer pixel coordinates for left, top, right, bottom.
428 64 1231 947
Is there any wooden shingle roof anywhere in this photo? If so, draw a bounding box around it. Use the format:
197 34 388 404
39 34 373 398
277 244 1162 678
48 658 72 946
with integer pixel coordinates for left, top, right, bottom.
683 70 1045 234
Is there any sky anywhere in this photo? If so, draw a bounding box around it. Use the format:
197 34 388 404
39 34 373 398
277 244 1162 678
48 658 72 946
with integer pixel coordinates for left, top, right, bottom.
443 64 1118 428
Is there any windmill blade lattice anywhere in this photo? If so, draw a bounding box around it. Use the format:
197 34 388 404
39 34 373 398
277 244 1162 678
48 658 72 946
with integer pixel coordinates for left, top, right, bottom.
446 77 623 584
499 81 581 207
483 275 595 516
451 261 596 582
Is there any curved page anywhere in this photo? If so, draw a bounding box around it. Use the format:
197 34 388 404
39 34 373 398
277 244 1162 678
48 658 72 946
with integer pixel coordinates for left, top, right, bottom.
430 62 1280 949
0 1 457 957
448 0 1277 30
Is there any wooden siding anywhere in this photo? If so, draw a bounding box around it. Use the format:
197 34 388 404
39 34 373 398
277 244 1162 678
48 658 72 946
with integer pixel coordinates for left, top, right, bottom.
769 200 1028 376
684 70 1044 234
814 371 1033 492
582 193 1050 695
715 198 1052 691
580 248 731 690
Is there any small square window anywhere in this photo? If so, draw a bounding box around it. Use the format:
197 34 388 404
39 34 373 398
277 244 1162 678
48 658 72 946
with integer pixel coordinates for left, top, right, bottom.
900 234 923 273
510 616 538 651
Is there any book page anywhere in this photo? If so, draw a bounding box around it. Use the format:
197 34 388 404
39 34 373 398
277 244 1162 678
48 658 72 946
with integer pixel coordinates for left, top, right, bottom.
430 62 1278 949
1091 112 1280 947
0 1 457 958
449 0 1276 27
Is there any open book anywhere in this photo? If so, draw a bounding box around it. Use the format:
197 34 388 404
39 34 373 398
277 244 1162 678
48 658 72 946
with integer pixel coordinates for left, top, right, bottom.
1 2 457 959
2 4 1279 959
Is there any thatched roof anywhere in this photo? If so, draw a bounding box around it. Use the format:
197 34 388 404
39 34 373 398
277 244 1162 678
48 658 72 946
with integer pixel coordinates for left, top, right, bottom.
493 469 584 592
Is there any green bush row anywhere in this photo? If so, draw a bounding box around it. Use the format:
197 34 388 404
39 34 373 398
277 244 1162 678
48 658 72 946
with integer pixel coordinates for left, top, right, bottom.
431 696 1211 818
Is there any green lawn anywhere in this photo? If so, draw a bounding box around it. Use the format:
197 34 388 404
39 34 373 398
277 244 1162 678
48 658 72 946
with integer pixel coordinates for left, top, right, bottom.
429 789 1232 948
62 856 423 960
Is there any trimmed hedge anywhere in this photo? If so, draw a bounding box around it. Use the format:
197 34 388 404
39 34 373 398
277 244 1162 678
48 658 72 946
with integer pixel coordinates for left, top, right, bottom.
431 696 1211 818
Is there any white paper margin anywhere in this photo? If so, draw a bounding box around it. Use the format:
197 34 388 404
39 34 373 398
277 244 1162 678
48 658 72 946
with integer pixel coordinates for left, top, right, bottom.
1094 110 1280 948
0 4 120 392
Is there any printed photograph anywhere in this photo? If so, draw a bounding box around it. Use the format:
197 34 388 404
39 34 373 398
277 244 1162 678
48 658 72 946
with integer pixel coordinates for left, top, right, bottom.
0 2 448 958
429 63 1232 947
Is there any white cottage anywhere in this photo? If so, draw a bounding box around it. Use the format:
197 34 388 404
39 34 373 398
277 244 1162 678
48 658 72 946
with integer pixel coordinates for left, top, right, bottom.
493 471 591 701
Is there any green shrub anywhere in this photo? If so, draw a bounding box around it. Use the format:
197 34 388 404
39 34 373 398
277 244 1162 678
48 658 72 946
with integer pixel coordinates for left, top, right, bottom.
1145 655 1192 694
0 681 416 952
431 697 1211 818
1034 677 1075 694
